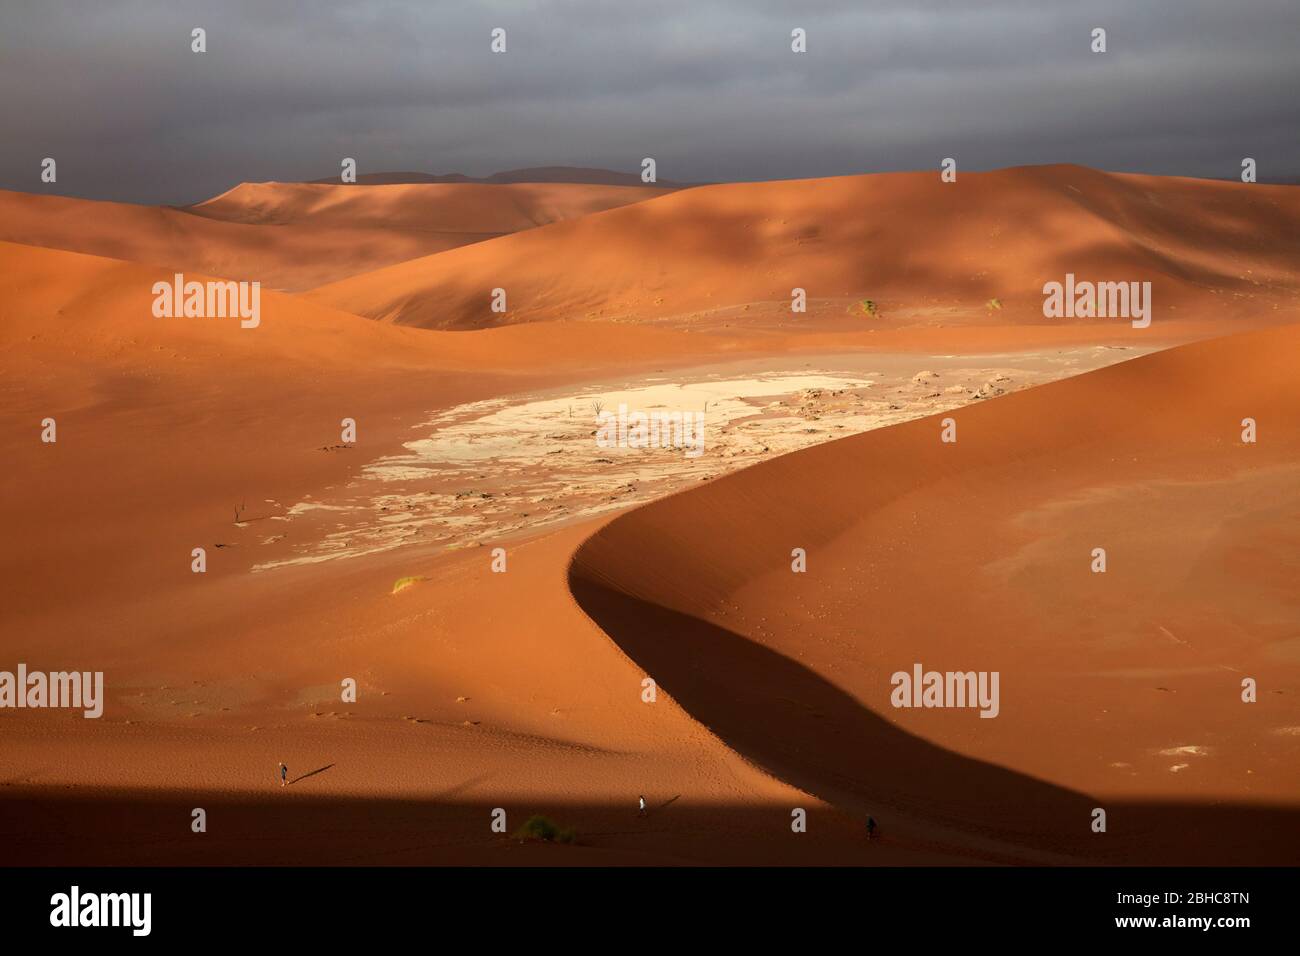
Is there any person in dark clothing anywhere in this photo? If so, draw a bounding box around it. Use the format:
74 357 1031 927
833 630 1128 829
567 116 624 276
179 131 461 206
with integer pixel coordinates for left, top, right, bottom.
866 816 878 840
280 763 288 788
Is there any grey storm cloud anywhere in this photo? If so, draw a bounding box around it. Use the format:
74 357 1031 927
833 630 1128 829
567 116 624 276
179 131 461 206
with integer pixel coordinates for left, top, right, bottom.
1 0 1297 204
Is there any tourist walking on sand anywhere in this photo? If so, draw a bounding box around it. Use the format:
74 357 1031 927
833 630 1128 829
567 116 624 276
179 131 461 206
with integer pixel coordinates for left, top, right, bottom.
638 795 647 818
866 816 878 840
280 762 288 788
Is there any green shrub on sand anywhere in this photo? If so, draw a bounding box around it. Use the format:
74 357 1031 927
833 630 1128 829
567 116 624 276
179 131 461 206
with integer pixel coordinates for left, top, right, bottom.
515 815 577 844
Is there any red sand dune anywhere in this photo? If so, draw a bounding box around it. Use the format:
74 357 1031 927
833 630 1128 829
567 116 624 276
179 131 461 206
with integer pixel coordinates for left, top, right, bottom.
309 165 1300 330
0 238 879 645
3 164 1298 865
307 165 692 188
188 179 674 232
570 321 1300 864
0 180 671 292
1 240 840 865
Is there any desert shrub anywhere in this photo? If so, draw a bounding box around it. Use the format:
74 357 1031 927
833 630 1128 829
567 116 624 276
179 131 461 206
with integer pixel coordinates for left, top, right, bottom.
517 815 559 841
859 299 878 317
515 815 577 845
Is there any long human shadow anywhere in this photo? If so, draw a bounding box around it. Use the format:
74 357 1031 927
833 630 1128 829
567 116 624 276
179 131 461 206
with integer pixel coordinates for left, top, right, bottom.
290 764 335 786
568 574 1300 865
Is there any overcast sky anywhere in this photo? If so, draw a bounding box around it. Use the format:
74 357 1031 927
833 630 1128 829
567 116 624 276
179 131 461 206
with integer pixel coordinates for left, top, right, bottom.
2 0 1297 205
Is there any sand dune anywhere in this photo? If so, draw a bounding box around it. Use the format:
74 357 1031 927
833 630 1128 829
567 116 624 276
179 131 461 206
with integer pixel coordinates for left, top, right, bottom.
0 181 670 291
309 165 1300 331
570 321 1300 864
2 239 903 643
0 239 831 865
189 180 673 232
306 165 692 188
4 164 1297 865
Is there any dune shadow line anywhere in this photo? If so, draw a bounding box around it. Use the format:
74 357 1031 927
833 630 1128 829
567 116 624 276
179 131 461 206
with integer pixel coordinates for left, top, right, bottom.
567 572 1300 865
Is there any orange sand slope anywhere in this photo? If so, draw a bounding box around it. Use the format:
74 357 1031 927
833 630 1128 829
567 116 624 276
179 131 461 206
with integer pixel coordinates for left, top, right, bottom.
0 238 837 382
0 238 842 866
307 165 693 188
0 236 767 596
3 165 1297 866
571 321 1300 864
0 238 874 639
0 181 671 292
309 165 1300 330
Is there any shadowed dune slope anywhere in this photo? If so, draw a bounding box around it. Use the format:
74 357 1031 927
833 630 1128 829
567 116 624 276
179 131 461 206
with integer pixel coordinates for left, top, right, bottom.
306 165 693 188
0 239 806 379
308 165 1300 330
0 181 670 291
188 180 673 231
569 322 1300 864
0 238 867 631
